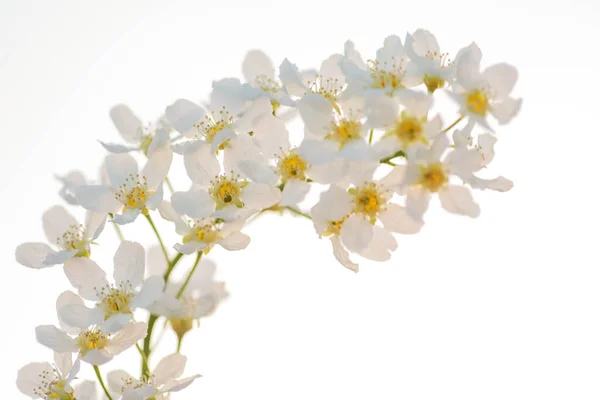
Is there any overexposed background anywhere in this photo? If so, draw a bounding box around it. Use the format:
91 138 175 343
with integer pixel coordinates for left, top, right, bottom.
1 0 599 398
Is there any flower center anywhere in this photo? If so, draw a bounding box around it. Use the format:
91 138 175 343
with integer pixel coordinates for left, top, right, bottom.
97 283 134 318
423 74 445 93
418 163 448 192
139 134 153 156
34 369 74 400
209 175 245 209
307 74 343 109
465 89 489 116
115 174 152 215
277 151 308 182
350 183 387 223
194 108 233 150
368 58 406 92
169 317 194 339
326 119 362 148
254 74 281 93
57 224 90 257
323 215 349 236
388 113 427 147
75 328 109 355
182 220 222 252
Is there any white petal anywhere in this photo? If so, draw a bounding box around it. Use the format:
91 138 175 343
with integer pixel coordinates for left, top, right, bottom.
101 313 134 334
377 34 405 65
379 165 407 188
42 205 79 243
44 249 78 265
74 185 121 213
297 94 333 136
158 201 189 235
106 322 148 355
57 290 84 335
238 160 278 185
252 113 291 156
297 139 338 165
35 325 76 353
132 275 165 309
344 40 366 69
153 353 187 384
82 349 113 365
280 180 311 207
74 380 97 400
338 140 375 162
108 370 135 394
211 127 237 153
279 58 308 97
379 203 424 234
307 159 346 184
171 189 214 219
232 96 272 133
105 153 139 188
56 170 87 205
15 242 54 269
316 185 353 221
100 141 138 153
320 54 345 85
110 104 142 143
330 236 358 272
58 304 104 330
174 241 206 255
210 78 250 116
143 146 172 190
471 176 514 192
54 351 73 377
242 183 282 210
483 63 518 100
491 97 522 124
360 226 398 262
146 184 164 210
147 128 171 157
243 49 275 82
409 29 440 56
17 362 53 397
111 209 141 225
340 215 373 253
183 143 221 185
406 187 430 222
364 92 399 129
171 138 203 155
165 99 206 137
113 241 145 288
63 258 108 300
85 211 108 241
428 134 450 162
160 374 201 393
219 231 250 251
439 185 480 217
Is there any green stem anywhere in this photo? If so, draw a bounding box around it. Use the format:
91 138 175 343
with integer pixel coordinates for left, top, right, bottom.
145 214 169 263
136 343 149 374
108 213 125 241
164 252 184 282
368 129 374 145
379 150 406 165
93 365 113 400
285 206 312 220
164 176 175 195
382 160 397 166
441 115 464 133
142 314 158 377
177 252 202 299
177 336 184 353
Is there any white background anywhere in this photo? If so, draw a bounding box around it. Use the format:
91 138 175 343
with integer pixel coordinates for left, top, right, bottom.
1 0 599 399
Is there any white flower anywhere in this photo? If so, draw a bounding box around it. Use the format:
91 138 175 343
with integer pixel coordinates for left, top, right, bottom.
150 258 228 329
448 42 522 128
35 321 148 366
366 90 443 158
449 121 514 191
211 50 295 118
165 96 271 184
55 170 87 205
74 152 172 225
396 135 481 221
17 352 95 400
100 104 174 157
59 241 164 333
159 201 251 255
107 353 200 400
311 183 421 272
404 29 455 93
16 205 106 269
339 35 420 105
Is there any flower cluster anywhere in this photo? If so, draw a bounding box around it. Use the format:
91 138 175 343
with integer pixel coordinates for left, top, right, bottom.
16 30 520 399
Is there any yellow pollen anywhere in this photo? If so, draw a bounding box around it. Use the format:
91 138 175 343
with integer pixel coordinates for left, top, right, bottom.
418 163 448 192
35 369 75 400
139 134 153 156
254 74 281 93
75 328 109 356
387 113 427 147
324 215 349 236
368 59 405 93
307 74 343 109
465 89 489 116
326 119 362 148
278 151 308 182
423 74 445 93
194 108 233 150
350 183 387 223
209 175 244 209
58 224 90 257
115 174 151 214
182 220 222 254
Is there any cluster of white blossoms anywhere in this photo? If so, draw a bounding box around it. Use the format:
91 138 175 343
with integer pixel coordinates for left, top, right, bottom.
16 30 520 399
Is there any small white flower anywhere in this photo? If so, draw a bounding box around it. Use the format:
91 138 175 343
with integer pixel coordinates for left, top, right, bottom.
159 201 251 255
59 241 164 333
107 353 200 399
17 352 95 400
448 42 522 128
396 135 481 221
404 29 455 93
449 121 514 192
100 104 174 157
35 321 148 366
16 205 106 269
74 153 171 225
366 90 443 159
55 170 87 205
